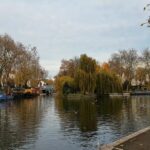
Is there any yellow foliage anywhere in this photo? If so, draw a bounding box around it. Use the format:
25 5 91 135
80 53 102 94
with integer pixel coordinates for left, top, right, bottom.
55 76 74 93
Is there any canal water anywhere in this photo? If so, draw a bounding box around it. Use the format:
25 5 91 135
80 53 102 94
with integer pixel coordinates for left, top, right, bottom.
0 96 150 150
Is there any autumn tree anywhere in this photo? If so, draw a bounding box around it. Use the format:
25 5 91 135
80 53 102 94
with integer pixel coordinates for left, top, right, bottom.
140 49 150 74
0 34 19 87
75 54 97 94
0 34 47 88
109 49 138 81
101 62 110 72
136 67 146 81
56 54 123 96
55 76 75 94
79 54 96 73
14 47 47 87
109 53 124 76
96 71 122 97
58 57 79 78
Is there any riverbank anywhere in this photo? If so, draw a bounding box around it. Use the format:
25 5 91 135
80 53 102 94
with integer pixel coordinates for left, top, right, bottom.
109 92 130 97
100 126 150 150
66 91 150 100
109 91 150 97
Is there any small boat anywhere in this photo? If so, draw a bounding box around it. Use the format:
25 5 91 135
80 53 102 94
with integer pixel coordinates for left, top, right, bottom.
0 91 14 101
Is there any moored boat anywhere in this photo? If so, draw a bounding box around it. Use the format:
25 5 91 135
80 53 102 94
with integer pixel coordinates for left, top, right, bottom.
24 87 40 97
13 87 40 99
0 91 14 101
13 87 25 99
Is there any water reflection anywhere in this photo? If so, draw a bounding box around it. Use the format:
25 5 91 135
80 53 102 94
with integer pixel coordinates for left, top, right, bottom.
55 96 150 149
0 96 150 150
55 96 98 149
55 96 123 132
0 96 51 150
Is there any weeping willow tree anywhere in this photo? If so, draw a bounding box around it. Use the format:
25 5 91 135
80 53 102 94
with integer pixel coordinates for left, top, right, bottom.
75 69 86 94
55 76 75 95
75 69 96 94
73 54 97 94
79 99 97 131
96 70 122 97
111 73 122 93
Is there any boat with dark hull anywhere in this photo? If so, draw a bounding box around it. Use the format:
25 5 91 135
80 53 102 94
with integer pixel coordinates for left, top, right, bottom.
13 87 40 99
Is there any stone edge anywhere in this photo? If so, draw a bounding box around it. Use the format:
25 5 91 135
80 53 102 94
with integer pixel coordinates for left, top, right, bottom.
100 126 150 150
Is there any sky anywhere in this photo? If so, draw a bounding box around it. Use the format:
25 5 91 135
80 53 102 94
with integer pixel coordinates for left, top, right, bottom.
0 0 150 77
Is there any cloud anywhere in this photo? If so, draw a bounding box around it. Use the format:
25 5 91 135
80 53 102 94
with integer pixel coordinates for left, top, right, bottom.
0 0 150 77
40 60 60 77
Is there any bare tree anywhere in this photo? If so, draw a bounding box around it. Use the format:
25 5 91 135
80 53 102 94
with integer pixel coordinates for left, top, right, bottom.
141 48 150 74
109 49 138 81
0 34 48 88
0 34 18 87
109 53 124 76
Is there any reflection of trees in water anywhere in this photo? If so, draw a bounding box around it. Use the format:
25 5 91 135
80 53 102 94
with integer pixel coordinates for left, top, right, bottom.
96 97 150 134
55 95 150 147
0 96 49 150
55 96 150 129
96 96 150 135
96 97 123 116
79 100 97 132
55 96 97 132
55 96 125 133
96 97 126 138
123 96 150 130
55 96 98 150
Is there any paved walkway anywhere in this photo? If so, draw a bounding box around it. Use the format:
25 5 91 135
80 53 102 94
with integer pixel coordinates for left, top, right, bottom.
100 127 150 150
113 130 150 150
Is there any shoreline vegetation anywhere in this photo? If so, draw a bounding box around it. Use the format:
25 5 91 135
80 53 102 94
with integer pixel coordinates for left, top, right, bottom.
55 54 122 100
0 33 150 101
55 50 150 100
0 34 54 99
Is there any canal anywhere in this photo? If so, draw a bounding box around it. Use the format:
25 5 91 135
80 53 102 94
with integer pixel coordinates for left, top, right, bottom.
0 96 150 150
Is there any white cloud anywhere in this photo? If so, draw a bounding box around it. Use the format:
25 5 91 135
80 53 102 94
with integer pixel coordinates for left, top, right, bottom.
40 60 61 77
0 0 150 77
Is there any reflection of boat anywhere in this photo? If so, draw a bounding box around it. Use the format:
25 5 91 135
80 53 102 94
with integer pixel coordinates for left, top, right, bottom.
131 91 150 95
0 91 14 101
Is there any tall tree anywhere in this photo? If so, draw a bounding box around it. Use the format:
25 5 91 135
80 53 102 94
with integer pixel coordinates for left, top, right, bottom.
0 34 47 87
141 48 150 74
109 49 138 81
0 34 18 86
109 53 124 76
77 54 97 94
79 54 96 73
58 57 79 78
